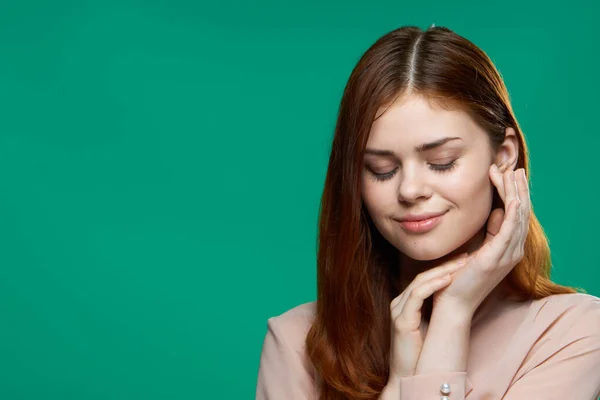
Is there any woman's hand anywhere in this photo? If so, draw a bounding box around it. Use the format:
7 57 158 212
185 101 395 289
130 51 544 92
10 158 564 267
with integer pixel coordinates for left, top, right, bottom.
433 166 531 316
388 255 469 380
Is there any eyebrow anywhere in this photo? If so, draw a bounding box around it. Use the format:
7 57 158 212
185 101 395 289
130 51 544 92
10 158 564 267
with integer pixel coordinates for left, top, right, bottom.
365 136 463 157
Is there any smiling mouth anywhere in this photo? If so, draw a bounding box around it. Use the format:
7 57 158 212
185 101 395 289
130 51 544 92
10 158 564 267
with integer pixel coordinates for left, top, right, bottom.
396 212 447 233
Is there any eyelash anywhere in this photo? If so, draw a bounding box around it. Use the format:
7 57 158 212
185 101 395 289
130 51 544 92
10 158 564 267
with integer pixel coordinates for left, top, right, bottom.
370 160 457 182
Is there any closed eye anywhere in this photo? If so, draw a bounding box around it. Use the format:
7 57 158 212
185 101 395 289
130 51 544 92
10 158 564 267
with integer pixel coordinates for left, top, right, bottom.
368 160 457 182
429 160 457 172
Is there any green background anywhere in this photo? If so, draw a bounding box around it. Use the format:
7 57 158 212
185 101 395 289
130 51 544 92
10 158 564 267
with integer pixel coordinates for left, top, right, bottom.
0 0 597 398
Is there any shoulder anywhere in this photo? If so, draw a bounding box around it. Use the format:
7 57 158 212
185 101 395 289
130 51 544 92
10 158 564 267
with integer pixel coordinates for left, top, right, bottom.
257 302 319 397
533 292 600 310
265 301 317 349
528 292 600 337
505 293 600 391
517 292 600 362
268 300 317 327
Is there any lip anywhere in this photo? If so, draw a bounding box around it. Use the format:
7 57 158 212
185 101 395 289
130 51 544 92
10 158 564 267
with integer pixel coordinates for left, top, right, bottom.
395 211 447 233
397 211 447 222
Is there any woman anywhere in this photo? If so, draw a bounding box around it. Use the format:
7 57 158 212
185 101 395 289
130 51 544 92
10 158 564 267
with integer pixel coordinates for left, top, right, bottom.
256 25 600 399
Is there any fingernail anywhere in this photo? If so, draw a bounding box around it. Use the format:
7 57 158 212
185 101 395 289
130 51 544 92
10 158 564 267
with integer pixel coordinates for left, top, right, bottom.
491 164 499 174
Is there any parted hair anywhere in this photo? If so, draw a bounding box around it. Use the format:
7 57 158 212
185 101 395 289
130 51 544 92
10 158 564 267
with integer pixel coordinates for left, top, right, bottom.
305 25 577 400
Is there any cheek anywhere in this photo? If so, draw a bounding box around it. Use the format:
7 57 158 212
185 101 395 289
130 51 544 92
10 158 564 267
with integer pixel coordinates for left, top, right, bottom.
447 168 494 223
361 179 395 216
454 173 490 200
443 159 492 200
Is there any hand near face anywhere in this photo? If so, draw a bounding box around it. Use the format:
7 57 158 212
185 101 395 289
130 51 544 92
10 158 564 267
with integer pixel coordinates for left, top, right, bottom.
432 165 531 316
388 254 469 378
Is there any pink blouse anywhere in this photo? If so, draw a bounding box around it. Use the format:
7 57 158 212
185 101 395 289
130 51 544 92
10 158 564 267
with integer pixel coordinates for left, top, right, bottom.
256 293 600 399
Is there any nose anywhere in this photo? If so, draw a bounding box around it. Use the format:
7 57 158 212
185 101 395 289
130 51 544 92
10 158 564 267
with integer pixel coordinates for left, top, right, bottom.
397 165 432 203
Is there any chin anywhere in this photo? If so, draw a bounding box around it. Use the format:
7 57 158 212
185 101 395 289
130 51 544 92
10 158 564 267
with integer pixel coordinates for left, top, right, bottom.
397 228 484 262
399 246 454 261
395 230 476 261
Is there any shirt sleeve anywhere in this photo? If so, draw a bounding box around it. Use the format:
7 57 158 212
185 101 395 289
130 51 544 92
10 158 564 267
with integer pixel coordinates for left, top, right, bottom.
502 297 600 400
256 317 316 400
398 371 473 399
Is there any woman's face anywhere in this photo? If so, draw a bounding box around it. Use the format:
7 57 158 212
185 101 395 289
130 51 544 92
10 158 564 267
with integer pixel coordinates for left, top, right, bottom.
361 94 496 261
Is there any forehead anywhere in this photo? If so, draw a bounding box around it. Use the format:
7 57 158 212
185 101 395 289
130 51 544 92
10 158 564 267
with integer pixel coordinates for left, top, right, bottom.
368 95 484 147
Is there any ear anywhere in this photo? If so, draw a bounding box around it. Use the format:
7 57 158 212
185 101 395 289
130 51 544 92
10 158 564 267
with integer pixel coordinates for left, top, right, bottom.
494 127 519 172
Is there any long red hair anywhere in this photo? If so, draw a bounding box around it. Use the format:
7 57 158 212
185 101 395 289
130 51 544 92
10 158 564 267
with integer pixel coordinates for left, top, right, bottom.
305 25 578 399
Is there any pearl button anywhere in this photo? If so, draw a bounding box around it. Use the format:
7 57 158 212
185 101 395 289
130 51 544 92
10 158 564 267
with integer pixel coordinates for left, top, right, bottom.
441 397 450 400
440 382 451 394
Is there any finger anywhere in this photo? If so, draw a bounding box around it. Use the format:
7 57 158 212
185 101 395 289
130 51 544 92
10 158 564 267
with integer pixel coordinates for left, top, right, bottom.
516 169 530 230
514 168 530 251
390 255 468 317
489 198 521 261
502 169 522 252
490 164 506 203
397 275 452 329
392 253 468 303
483 207 504 245
503 169 518 210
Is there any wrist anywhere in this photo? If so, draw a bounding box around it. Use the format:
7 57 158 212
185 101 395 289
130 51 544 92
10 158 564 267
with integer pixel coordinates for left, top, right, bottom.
415 303 472 374
433 298 475 323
